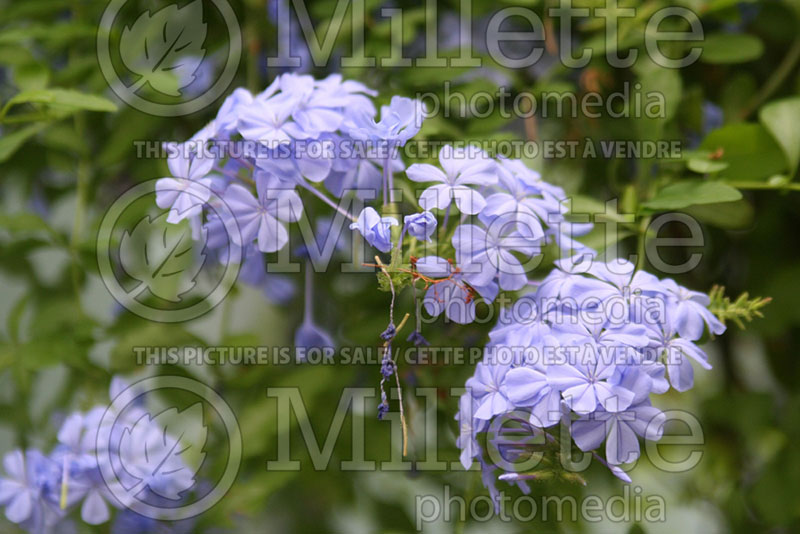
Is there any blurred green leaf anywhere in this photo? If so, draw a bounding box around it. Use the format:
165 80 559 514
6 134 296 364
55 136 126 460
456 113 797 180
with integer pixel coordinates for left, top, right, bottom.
642 180 742 210
701 123 787 181
700 33 764 64
683 199 754 229
0 23 96 45
1 88 118 119
0 123 46 162
12 62 50 91
688 158 729 174
759 96 800 176
0 212 52 233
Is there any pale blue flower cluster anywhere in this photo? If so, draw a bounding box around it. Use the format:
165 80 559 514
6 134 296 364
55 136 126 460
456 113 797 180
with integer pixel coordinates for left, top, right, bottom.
153 73 426 350
404 150 593 324
0 378 197 533
149 75 727 503
456 258 726 503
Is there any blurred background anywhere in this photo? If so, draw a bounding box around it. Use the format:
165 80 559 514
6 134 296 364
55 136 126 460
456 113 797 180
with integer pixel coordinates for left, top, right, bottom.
0 0 799 532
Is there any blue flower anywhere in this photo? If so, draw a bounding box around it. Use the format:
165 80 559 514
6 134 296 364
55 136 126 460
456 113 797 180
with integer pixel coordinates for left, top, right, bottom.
155 147 214 224
349 207 398 253
237 95 310 145
452 218 540 291
214 87 254 136
55 408 115 525
315 73 377 118
0 449 64 530
571 401 665 465
222 173 303 253
653 325 712 392
455 393 486 469
503 366 548 408
660 278 726 341
547 345 636 414
404 211 437 242
406 145 496 214
415 256 483 324
276 73 346 134
465 361 513 420
325 149 404 199
481 159 554 238
347 96 425 147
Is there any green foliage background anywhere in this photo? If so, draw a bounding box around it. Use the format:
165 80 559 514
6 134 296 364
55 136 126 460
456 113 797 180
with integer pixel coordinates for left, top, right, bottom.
1 0 799 532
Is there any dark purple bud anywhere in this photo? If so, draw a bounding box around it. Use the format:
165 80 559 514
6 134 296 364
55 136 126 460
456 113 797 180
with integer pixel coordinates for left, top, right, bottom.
380 353 395 378
380 323 396 341
377 402 389 420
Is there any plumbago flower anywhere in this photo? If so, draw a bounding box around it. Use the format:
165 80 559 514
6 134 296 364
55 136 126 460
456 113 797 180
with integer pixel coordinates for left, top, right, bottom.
457 261 729 505
155 147 215 224
222 172 303 253
0 377 199 532
415 256 490 325
404 211 437 242
406 144 496 214
350 207 398 253
143 73 748 517
453 213 541 291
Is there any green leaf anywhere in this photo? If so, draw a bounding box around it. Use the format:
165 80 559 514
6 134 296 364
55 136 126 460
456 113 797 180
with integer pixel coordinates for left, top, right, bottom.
759 96 800 176
0 0 72 23
7 295 30 345
15 338 89 370
683 199 754 229
568 195 633 224
12 62 50 91
634 60 683 122
700 33 764 64
0 23 96 45
0 212 52 233
642 181 742 210
0 123 46 162
687 158 729 174
1 88 118 119
0 45 35 66
701 123 787 181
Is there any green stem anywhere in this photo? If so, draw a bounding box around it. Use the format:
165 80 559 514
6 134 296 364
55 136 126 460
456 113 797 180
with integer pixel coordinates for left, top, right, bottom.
70 112 90 307
635 215 651 271
728 181 800 192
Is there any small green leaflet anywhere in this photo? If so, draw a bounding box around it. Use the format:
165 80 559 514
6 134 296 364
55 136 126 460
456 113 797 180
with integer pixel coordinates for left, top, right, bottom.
642 181 742 211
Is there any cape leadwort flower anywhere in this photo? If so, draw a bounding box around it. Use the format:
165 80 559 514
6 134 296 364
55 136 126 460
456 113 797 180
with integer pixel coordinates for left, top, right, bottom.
406 144 496 215
452 214 541 292
349 207 398 253
457 261 726 492
403 211 437 242
155 146 215 224
222 173 303 253
0 377 196 532
143 74 737 515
